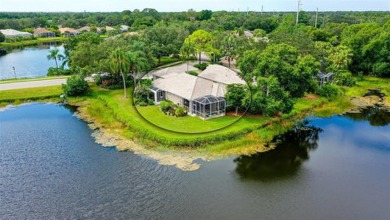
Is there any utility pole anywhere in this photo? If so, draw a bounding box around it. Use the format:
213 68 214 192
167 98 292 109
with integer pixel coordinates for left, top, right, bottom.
296 0 302 25
12 66 16 79
315 8 319 28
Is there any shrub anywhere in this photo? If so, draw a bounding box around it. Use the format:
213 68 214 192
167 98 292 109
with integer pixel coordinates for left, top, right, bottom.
159 100 187 117
187 71 198 76
47 67 71 76
148 99 155 105
62 75 89 96
160 100 173 113
335 72 356 87
194 62 209 70
174 106 187 117
138 101 148 106
94 73 133 90
316 85 341 100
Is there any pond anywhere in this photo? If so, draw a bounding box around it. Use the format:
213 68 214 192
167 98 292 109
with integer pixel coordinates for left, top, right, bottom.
0 43 65 80
0 103 389 219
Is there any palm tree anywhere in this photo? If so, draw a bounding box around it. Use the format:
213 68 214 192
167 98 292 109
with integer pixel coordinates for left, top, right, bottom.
57 53 69 69
110 48 129 98
220 35 238 68
47 48 60 69
125 51 150 88
180 42 196 72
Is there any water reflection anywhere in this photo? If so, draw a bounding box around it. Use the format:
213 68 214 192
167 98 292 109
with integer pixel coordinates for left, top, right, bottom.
344 107 390 126
234 121 322 181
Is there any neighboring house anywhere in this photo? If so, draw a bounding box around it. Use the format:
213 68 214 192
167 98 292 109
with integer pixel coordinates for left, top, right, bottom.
150 65 246 119
59 27 80 37
318 72 334 86
105 26 116 31
78 26 91 32
244 30 270 43
33 28 55 37
0 29 33 38
244 30 254 38
120 25 129 32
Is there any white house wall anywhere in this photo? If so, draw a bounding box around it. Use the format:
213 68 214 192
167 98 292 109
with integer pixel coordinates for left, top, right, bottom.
166 92 183 106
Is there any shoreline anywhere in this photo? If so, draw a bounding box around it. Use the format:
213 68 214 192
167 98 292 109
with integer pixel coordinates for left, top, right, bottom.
66 92 389 171
1 81 388 171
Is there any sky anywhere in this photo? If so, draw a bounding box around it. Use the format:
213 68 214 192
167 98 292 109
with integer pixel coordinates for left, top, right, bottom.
0 0 389 12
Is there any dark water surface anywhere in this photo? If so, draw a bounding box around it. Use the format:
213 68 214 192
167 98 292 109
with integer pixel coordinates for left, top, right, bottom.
0 104 389 219
0 44 65 80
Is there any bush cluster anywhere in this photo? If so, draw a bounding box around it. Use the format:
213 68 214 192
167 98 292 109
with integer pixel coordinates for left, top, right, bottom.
187 71 198 76
335 72 356 87
193 62 209 71
159 100 188 117
62 75 89 96
47 67 71 76
316 85 341 100
93 73 132 90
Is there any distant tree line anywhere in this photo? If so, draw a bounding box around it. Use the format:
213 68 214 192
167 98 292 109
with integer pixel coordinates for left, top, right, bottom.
18 9 387 114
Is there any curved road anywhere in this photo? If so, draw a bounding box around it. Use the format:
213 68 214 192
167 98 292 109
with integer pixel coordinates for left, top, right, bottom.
0 79 67 91
0 77 96 91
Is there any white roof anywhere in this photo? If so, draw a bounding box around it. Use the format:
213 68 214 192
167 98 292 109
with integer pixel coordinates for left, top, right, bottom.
106 26 115 31
198 64 246 85
0 29 33 37
153 74 198 100
153 73 227 100
244 30 254 38
152 64 243 101
120 25 129 31
59 27 79 34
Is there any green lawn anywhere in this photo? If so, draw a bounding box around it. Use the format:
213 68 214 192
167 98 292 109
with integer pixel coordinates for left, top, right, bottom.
76 88 271 146
344 77 390 97
0 85 62 102
137 105 240 133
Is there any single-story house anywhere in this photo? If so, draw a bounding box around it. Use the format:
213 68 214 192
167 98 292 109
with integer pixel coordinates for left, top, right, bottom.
33 28 55 37
120 25 129 32
150 65 246 119
105 26 116 31
59 27 80 37
244 30 254 38
78 26 91 32
0 29 33 38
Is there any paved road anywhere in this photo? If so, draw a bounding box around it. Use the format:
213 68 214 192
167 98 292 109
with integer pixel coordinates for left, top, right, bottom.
0 79 67 91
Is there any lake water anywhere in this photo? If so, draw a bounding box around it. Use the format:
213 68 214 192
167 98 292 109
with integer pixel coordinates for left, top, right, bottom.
0 104 389 219
0 44 65 80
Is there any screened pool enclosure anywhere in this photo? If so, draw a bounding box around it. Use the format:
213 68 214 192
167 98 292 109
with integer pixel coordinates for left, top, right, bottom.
149 86 165 103
192 95 226 119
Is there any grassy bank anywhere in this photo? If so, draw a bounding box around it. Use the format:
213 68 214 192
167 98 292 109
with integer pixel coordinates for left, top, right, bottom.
0 85 62 106
66 85 333 153
0 37 66 48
